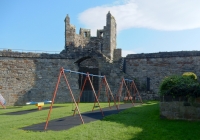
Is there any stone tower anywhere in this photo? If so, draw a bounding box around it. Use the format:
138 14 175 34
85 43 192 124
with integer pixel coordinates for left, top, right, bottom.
64 14 75 47
63 11 121 61
101 11 117 60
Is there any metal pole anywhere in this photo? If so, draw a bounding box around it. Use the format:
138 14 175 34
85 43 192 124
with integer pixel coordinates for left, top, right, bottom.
132 81 143 103
103 76 119 110
117 79 123 108
62 68 84 124
122 78 134 105
104 80 111 109
44 67 62 130
73 75 88 116
87 73 104 116
92 78 103 111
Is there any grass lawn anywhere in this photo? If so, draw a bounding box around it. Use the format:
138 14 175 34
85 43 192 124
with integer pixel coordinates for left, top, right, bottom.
0 101 200 140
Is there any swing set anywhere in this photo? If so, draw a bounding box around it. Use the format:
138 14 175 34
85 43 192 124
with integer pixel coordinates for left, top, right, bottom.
44 67 118 130
70 71 104 117
93 76 119 111
116 78 143 107
0 93 6 109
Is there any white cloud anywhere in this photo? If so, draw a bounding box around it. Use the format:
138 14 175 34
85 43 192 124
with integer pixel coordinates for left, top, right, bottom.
78 0 200 36
122 50 136 57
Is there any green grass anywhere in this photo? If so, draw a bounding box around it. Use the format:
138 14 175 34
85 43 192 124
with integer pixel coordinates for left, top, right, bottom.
0 101 200 140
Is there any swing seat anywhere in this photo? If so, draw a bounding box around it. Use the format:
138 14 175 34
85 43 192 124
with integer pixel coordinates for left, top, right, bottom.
36 102 44 110
124 97 128 101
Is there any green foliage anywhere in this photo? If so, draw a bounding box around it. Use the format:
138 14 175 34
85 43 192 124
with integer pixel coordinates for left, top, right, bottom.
183 72 197 80
159 75 200 98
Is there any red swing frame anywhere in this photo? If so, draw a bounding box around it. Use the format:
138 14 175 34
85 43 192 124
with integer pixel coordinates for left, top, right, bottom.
116 78 143 107
44 67 84 130
92 76 119 111
116 78 134 107
128 80 143 104
73 72 104 117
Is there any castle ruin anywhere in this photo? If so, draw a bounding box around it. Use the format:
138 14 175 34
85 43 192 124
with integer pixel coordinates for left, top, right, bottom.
1 12 200 105
62 11 121 62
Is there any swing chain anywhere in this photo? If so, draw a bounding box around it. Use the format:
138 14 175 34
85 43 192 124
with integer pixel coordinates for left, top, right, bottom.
92 75 94 83
81 74 83 89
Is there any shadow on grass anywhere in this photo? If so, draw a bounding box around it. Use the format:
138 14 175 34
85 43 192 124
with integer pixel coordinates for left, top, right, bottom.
21 103 137 131
102 101 200 140
0 106 65 115
0 106 23 109
18 101 200 139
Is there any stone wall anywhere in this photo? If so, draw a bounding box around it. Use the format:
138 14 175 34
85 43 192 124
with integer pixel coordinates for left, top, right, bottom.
3 50 200 106
0 52 79 106
0 50 136 106
125 51 200 94
114 49 122 62
160 101 200 120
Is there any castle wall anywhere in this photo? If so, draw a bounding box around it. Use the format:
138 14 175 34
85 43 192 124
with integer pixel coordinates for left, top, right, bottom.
114 49 122 62
0 50 124 106
0 51 79 106
3 50 199 106
65 24 91 48
125 51 200 94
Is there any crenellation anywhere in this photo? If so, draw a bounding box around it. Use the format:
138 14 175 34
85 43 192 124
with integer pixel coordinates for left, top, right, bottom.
64 11 119 61
97 29 104 38
79 28 91 38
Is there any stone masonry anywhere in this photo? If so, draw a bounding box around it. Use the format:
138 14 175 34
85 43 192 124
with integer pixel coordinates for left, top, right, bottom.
64 11 118 61
0 50 125 105
160 101 200 120
125 51 200 94
1 12 200 106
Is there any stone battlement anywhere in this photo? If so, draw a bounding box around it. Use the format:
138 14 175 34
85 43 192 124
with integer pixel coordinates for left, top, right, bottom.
64 11 119 61
126 51 200 59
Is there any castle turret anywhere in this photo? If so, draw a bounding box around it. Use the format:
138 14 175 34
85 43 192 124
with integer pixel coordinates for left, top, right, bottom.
64 14 76 47
63 12 119 61
64 14 70 25
102 11 117 60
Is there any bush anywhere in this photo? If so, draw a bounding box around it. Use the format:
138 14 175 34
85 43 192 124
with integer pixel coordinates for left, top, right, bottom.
182 72 197 80
159 75 200 98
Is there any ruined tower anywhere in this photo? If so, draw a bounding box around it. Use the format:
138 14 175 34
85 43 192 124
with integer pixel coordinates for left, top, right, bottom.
64 14 74 47
64 11 121 61
101 11 117 60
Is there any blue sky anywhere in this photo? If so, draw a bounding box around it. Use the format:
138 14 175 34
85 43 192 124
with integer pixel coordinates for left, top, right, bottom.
1 0 200 56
